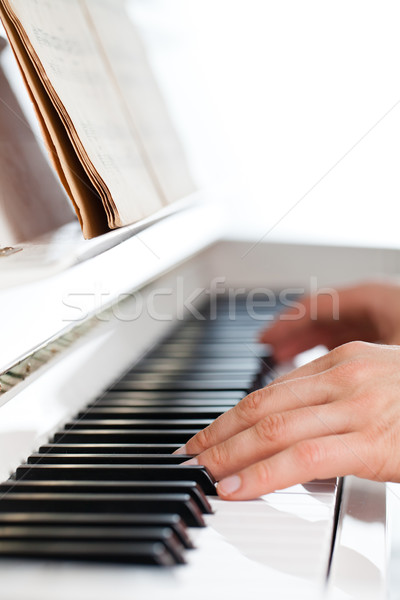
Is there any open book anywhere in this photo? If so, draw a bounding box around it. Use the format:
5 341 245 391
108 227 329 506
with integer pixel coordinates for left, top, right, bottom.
0 0 195 238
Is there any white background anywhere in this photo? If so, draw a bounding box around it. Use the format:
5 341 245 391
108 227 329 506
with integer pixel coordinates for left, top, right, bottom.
131 0 400 249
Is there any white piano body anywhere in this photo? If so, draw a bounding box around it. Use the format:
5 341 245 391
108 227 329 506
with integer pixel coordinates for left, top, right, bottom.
0 198 390 600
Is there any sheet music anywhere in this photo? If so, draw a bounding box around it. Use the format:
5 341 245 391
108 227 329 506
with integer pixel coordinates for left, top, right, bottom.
84 0 196 206
8 0 163 226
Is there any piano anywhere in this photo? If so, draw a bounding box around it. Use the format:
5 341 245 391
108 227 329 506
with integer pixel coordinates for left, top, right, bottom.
0 202 390 599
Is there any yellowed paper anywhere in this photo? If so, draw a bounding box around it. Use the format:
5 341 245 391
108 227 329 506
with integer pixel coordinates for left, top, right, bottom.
5 0 164 228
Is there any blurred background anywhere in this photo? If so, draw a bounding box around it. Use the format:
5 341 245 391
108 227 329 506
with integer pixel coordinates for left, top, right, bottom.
127 0 400 248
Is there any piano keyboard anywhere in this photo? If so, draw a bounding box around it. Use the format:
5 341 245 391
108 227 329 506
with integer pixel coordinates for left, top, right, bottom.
0 297 277 566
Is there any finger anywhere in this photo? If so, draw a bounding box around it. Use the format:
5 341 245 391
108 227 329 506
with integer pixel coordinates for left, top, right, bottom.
261 344 344 384
217 431 374 500
259 293 337 342
258 286 368 347
260 286 377 350
268 327 331 361
271 287 366 332
260 323 335 361
184 400 356 480
259 316 310 345
175 342 366 457
178 372 335 455
270 324 366 362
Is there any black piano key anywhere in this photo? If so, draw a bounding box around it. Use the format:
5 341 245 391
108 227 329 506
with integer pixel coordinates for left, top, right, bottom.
166 332 259 342
183 317 269 325
93 398 238 409
170 339 258 347
94 394 243 408
0 540 176 565
0 513 192 548
133 358 261 372
91 399 237 408
191 317 273 325
102 390 246 401
113 380 252 391
53 429 200 444
0 526 186 564
171 324 263 334
118 377 257 388
197 306 279 315
154 342 263 351
15 465 217 495
28 453 195 465
149 352 267 362
0 493 205 528
64 419 213 430
172 325 260 333
122 372 270 385
78 407 229 419
123 372 256 381
39 443 183 454
149 343 267 358
167 318 260 325
0 479 212 514
146 350 260 358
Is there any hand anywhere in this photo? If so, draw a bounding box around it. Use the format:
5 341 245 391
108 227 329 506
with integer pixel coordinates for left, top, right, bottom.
178 342 400 500
259 281 400 362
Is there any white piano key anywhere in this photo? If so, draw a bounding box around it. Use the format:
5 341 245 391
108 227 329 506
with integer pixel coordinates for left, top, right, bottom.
208 498 334 521
261 490 337 507
276 481 337 494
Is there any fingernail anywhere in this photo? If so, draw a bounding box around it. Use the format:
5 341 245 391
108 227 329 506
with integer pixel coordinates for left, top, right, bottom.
172 445 187 455
217 475 241 496
181 457 198 466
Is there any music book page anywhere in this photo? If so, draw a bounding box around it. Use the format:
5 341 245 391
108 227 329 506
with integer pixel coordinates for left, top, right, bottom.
0 1 108 237
84 0 195 205
0 0 194 238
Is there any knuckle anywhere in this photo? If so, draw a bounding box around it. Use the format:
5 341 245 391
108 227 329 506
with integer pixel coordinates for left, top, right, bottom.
329 345 345 362
256 412 286 444
346 340 369 352
236 390 265 423
293 439 324 470
364 419 390 445
358 426 389 479
332 357 369 384
252 460 272 488
194 424 215 452
346 389 373 411
207 443 229 469
334 340 369 359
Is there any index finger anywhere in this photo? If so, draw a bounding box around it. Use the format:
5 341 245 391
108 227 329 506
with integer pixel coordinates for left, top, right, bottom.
259 291 341 344
176 368 335 456
217 431 371 500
